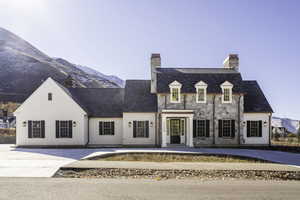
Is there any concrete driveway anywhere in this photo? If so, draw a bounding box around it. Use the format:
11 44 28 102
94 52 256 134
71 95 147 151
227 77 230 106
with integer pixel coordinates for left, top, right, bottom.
1 144 300 177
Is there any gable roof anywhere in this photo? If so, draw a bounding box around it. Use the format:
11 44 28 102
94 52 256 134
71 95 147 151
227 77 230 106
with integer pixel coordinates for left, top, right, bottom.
156 68 244 93
243 80 273 113
67 88 124 117
123 80 157 112
54 79 124 117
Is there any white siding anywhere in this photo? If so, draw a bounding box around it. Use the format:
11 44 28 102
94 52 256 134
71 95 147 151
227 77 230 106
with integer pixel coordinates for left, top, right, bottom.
14 78 87 146
122 113 156 145
243 113 271 145
89 118 123 145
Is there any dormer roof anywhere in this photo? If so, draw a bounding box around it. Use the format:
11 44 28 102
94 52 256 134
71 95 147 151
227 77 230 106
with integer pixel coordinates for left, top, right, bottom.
156 68 243 93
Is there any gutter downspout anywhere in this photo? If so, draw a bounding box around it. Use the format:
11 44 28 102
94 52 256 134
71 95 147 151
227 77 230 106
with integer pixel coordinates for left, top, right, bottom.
212 95 216 145
85 116 90 147
237 95 242 145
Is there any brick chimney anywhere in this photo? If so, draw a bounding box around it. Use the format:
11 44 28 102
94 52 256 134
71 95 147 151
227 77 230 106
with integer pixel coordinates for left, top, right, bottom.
150 53 161 93
223 54 239 71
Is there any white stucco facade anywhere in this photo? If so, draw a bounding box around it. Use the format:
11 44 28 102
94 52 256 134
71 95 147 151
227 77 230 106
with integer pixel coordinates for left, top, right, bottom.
242 113 271 145
14 78 88 146
88 118 123 145
122 113 157 146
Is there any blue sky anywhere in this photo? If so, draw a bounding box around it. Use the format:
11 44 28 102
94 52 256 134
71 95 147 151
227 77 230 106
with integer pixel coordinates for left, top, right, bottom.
0 0 299 119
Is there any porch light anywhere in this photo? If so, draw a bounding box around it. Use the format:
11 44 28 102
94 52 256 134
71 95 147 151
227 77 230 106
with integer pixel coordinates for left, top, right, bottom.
150 121 153 127
22 121 27 127
73 121 77 127
263 121 268 127
128 121 132 127
242 121 246 126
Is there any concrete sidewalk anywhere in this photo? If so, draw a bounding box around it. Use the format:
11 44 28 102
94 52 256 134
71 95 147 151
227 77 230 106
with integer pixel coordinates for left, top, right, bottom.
62 160 300 171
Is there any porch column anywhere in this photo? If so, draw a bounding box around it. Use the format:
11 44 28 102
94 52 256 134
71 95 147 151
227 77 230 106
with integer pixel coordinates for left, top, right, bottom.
188 116 194 147
161 116 167 147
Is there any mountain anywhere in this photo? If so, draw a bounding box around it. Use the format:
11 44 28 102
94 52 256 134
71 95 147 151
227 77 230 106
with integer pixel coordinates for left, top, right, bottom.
272 116 300 134
0 27 124 103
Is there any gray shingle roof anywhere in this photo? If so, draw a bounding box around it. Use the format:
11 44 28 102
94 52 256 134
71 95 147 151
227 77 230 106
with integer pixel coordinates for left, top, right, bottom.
54 78 124 117
243 81 273 113
67 88 125 117
123 80 157 112
156 68 244 93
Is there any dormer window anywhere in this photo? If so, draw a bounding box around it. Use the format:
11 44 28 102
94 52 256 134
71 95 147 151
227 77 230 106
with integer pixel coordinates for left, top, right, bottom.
221 81 233 103
48 93 52 101
169 81 182 103
195 81 207 103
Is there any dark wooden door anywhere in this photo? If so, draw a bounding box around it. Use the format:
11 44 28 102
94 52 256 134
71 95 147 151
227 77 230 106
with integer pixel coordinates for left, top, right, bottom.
170 119 181 144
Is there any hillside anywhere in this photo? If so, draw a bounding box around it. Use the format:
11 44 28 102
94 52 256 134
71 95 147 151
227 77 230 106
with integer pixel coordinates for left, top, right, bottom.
0 27 124 103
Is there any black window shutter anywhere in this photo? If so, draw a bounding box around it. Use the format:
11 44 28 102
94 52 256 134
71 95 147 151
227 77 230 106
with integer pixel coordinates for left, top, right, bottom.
258 121 262 137
193 120 196 138
68 120 73 138
133 121 136 138
56 121 59 138
41 120 45 138
205 120 210 137
247 121 251 137
28 121 32 138
231 120 235 138
218 120 223 137
111 122 115 135
145 121 149 138
99 122 103 135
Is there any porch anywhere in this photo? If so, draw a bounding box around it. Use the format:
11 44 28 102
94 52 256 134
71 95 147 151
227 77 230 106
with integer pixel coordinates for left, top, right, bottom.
161 110 194 147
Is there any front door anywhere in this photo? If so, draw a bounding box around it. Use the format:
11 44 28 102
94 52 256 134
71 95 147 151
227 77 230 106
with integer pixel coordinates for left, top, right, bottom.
170 119 181 144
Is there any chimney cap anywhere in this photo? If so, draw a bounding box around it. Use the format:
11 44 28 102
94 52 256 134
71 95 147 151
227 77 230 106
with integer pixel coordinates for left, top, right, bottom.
151 53 161 58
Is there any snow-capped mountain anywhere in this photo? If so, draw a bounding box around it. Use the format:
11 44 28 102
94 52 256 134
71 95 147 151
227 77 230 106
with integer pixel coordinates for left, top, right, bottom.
0 27 124 102
272 116 300 134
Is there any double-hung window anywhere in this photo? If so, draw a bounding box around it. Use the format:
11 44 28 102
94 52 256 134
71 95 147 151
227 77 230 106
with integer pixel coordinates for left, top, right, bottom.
221 81 233 103
99 121 115 135
56 120 73 138
195 81 207 103
247 121 262 137
133 121 149 138
169 81 182 103
193 120 210 137
218 120 235 138
28 120 45 138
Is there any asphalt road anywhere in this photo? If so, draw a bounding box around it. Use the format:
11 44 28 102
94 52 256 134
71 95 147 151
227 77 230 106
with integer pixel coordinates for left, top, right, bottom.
0 178 299 200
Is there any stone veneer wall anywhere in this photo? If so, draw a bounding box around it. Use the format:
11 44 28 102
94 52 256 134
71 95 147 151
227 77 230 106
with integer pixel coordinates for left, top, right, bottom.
157 93 244 146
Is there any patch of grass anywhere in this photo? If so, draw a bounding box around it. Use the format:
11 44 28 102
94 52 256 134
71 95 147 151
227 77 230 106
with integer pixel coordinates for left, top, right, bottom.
95 153 267 163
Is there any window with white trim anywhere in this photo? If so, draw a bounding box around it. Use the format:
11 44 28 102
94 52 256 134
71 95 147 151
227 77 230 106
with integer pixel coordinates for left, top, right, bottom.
169 81 182 103
221 81 233 103
99 121 115 135
171 88 180 102
195 81 207 103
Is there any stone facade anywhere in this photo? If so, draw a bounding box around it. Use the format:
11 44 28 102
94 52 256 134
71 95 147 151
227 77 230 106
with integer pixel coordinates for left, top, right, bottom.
157 93 244 146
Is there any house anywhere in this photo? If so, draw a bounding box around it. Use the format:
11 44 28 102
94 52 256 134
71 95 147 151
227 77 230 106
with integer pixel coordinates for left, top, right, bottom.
14 54 273 147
